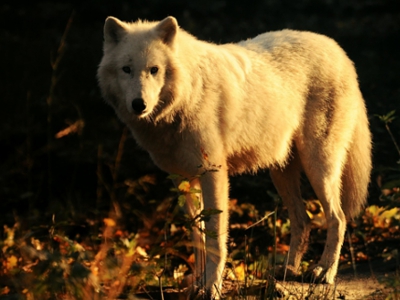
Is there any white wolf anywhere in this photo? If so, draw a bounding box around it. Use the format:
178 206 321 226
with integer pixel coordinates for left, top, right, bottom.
98 16 372 298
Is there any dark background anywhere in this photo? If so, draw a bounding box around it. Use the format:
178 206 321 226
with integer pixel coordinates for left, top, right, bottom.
1 0 399 229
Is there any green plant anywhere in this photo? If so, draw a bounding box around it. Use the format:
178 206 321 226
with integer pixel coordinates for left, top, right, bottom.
376 110 400 163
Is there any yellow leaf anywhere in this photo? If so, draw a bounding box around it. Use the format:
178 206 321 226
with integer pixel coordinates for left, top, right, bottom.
192 194 201 209
300 261 309 273
6 255 18 270
367 205 383 216
178 181 191 193
380 207 399 220
178 195 186 207
234 262 246 281
3 226 15 248
135 246 148 258
174 264 188 280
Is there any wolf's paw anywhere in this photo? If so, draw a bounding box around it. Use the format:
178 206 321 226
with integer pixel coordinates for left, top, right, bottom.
181 284 212 300
180 275 221 299
274 265 302 282
303 264 336 284
180 274 200 299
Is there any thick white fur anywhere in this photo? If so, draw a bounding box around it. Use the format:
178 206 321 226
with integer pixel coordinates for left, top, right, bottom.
98 16 372 298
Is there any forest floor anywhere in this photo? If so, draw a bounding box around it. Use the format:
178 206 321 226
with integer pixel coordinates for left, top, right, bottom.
220 259 398 300
134 259 397 299
272 261 396 300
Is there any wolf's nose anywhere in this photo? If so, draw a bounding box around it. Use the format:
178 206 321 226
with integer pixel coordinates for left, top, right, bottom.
131 98 146 115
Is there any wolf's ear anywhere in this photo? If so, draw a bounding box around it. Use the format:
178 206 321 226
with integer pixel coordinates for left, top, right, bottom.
155 16 178 45
104 17 128 44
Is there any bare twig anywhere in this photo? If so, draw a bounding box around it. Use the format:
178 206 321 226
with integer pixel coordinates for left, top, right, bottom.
113 126 129 182
385 123 400 158
46 11 75 201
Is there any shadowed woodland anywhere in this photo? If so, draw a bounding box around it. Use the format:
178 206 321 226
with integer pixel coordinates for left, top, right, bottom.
1 1 400 299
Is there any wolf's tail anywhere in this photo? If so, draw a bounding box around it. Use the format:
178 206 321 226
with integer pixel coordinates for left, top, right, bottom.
341 104 372 220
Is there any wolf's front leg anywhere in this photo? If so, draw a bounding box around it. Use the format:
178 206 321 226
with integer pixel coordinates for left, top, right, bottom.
182 178 206 284
200 166 230 298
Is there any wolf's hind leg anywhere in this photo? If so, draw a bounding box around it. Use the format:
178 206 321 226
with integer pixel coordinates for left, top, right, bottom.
299 145 347 284
270 149 311 278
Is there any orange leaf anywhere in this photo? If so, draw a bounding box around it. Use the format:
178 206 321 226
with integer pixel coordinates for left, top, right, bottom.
1 286 10 295
187 253 195 264
103 218 116 227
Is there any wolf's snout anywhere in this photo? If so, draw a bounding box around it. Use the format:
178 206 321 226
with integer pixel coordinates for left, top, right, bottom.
131 98 147 115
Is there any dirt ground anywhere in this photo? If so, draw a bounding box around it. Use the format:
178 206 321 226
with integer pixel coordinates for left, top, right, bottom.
331 261 396 300
275 272 392 300
273 259 397 300
135 259 397 299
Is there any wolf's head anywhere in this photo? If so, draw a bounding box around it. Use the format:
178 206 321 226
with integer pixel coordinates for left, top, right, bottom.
98 16 180 123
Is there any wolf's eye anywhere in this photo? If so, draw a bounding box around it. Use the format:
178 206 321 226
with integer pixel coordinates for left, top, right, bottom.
122 66 131 74
150 66 159 75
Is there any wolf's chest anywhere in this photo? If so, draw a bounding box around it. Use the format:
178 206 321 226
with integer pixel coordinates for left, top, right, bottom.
128 122 202 175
